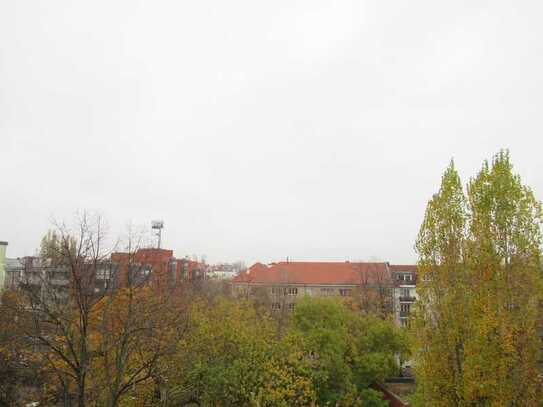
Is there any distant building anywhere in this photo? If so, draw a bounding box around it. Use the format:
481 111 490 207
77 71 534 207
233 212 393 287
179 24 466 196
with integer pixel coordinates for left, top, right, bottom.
4 255 117 303
232 260 418 327
111 248 206 289
0 241 7 290
206 263 244 280
207 269 237 280
4 246 206 300
4 257 23 290
390 265 418 328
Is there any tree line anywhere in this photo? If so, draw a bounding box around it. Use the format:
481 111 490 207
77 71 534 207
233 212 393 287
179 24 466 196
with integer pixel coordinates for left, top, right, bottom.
0 215 408 406
2 149 542 406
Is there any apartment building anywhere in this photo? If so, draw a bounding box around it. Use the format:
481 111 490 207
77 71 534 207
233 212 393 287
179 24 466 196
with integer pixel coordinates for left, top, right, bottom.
232 260 417 326
390 265 418 327
4 255 118 303
4 246 206 300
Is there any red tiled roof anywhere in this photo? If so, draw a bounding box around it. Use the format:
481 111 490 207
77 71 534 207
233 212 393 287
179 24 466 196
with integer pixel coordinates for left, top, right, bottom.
232 261 391 286
389 264 418 272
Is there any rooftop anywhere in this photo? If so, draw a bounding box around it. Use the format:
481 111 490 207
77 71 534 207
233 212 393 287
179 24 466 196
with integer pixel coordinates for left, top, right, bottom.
233 261 392 286
389 264 418 273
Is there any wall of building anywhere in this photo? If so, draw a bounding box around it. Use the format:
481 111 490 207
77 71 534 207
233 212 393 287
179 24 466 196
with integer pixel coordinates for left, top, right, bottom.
0 242 7 290
232 282 360 313
391 269 418 328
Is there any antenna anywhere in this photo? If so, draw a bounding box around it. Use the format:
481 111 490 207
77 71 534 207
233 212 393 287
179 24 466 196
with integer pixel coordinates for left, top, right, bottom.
151 220 164 249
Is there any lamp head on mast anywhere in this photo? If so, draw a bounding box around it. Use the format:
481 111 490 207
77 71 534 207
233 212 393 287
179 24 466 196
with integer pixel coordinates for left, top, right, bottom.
151 220 164 249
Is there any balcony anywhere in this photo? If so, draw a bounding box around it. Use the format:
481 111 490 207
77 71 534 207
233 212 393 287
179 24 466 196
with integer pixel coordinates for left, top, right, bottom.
399 311 410 318
399 296 416 302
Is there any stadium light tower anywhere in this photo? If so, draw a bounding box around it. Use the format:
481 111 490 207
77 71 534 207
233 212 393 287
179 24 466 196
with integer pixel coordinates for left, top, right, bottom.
151 220 164 249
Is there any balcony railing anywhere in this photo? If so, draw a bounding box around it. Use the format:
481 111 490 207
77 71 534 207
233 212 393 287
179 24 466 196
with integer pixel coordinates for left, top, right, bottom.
399 296 416 302
399 310 410 318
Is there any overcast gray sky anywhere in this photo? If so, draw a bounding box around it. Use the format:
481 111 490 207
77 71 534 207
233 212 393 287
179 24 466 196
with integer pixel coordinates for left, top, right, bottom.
1 1 542 264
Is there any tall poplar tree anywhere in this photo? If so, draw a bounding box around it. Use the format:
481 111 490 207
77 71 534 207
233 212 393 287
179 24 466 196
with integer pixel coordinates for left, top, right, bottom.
414 151 543 406
464 150 543 404
413 161 469 405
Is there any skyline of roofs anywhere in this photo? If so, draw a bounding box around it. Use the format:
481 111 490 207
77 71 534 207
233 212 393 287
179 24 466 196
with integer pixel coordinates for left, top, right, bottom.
233 261 417 286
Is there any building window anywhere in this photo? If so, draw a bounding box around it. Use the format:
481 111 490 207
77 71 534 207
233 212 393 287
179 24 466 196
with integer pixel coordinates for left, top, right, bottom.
401 288 410 297
400 318 409 328
288 303 295 310
96 268 111 280
287 287 298 296
400 303 411 313
271 302 281 311
339 289 352 296
320 288 335 295
396 273 414 282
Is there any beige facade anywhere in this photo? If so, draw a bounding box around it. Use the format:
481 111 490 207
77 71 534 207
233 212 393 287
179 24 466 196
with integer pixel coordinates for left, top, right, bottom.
391 268 418 328
233 281 359 312
0 241 7 291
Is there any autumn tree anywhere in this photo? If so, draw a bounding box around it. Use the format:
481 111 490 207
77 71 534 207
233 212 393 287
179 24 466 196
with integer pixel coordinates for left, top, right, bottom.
14 213 112 407
39 229 77 267
182 297 316 406
164 297 291 406
88 286 188 407
164 295 407 406
412 160 470 405
0 290 44 406
8 214 189 407
288 296 408 406
351 263 394 318
463 151 543 404
413 151 543 406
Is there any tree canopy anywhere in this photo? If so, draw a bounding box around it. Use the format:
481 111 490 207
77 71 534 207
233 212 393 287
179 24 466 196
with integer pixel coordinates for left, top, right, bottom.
413 151 543 406
164 296 408 407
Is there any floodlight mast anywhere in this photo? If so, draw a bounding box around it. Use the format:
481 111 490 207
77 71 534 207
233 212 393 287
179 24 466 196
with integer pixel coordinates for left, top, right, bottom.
151 220 164 249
